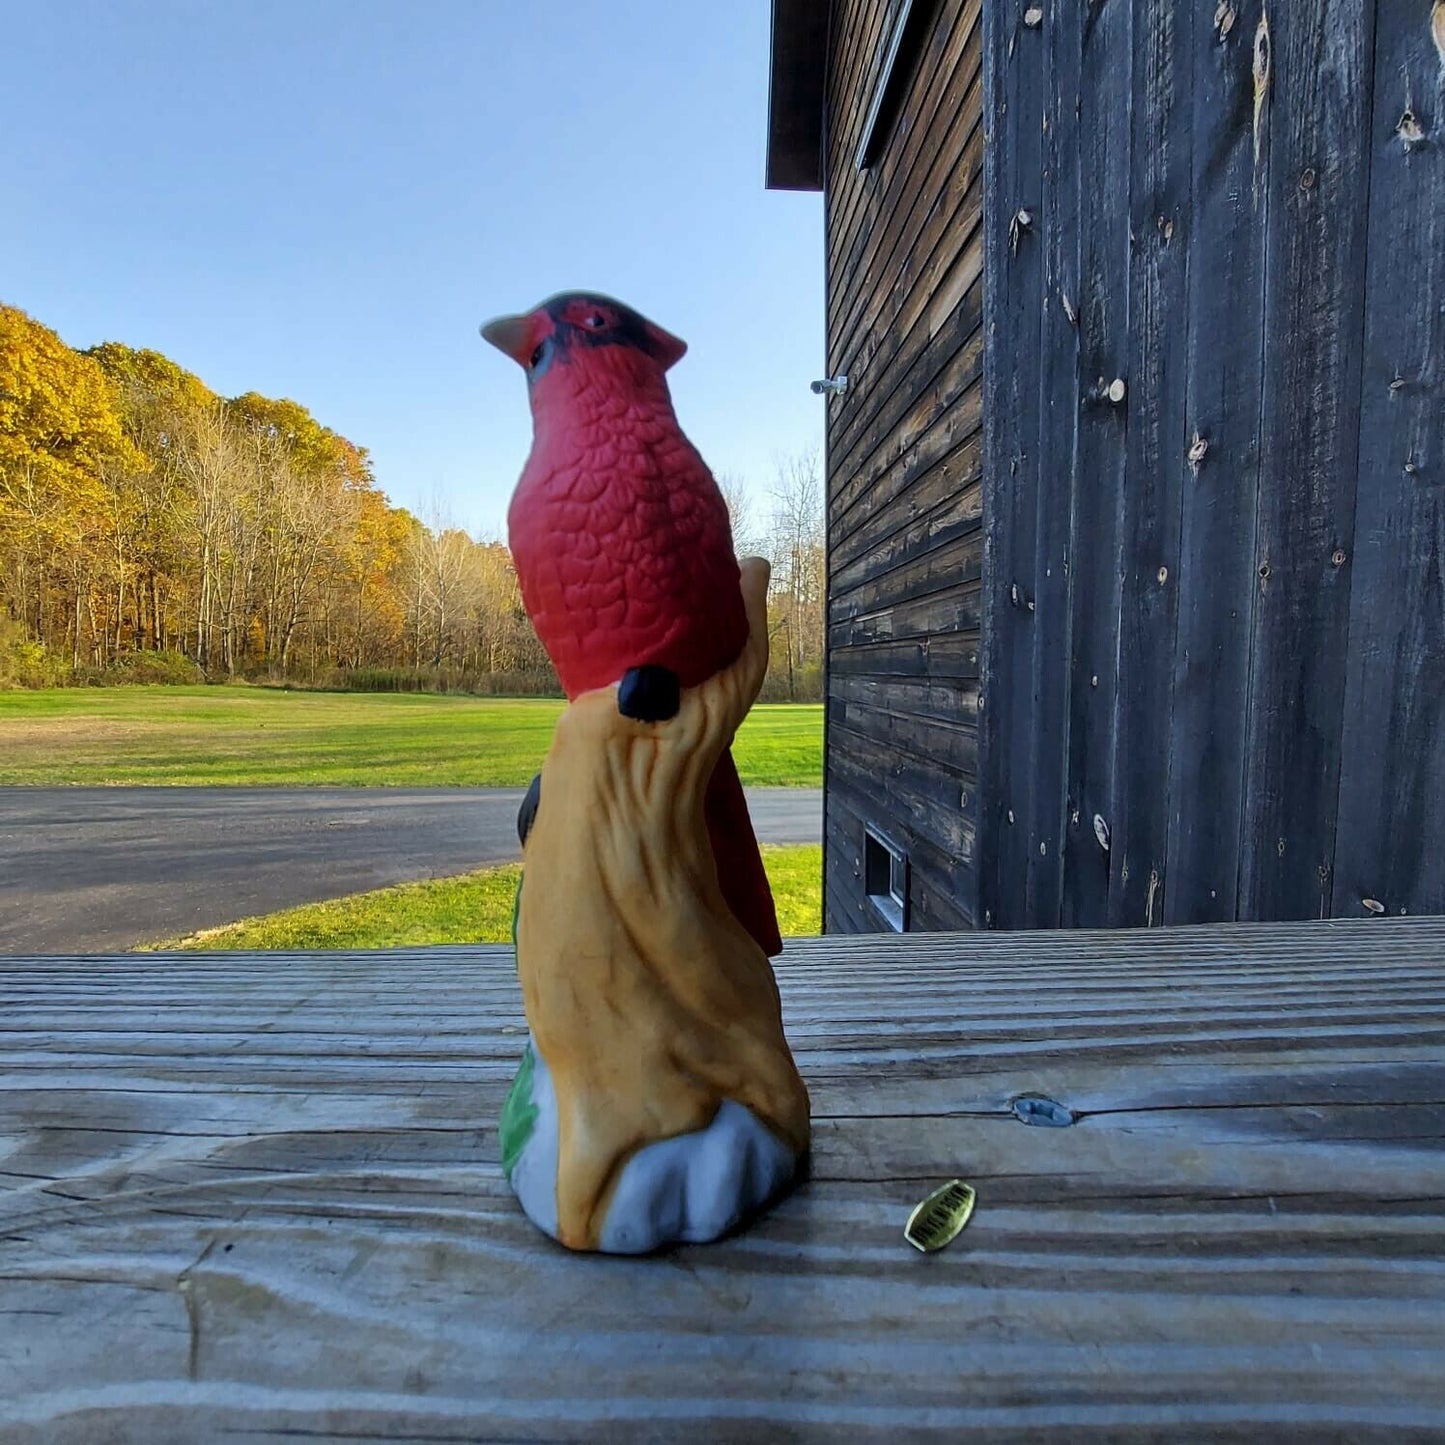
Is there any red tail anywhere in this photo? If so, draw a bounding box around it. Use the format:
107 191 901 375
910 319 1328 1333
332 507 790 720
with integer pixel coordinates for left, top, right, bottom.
705 747 782 957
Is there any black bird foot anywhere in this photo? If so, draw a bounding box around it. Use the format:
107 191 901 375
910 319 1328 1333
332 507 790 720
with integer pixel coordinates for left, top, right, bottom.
617 665 680 722
517 772 542 847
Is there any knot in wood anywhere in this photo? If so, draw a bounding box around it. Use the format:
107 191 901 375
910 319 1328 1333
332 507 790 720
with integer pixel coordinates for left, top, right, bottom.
1397 110 1425 146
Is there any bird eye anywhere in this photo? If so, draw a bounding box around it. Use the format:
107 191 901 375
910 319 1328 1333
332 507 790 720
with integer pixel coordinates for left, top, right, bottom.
530 343 546 368
584 313 605 329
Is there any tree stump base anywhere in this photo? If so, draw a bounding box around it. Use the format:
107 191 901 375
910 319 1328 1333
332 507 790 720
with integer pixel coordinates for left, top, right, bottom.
499 559 811 1252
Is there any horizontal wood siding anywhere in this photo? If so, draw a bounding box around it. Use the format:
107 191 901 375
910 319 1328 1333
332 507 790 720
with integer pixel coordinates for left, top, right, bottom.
982 0 1443 929
824 0 984 934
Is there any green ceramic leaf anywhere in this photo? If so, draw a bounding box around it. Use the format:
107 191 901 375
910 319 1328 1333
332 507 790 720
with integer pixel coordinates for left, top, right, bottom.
500 1040 539 1183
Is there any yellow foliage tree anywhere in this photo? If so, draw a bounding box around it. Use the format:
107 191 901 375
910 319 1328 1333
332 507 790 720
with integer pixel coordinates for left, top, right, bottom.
0 305 137 656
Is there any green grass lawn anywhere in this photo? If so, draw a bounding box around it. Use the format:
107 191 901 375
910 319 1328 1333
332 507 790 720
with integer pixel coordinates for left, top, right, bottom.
149 844 822 951
0 685 822 787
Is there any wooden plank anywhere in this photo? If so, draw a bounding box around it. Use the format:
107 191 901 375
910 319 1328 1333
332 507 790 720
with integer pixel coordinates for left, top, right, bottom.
827 691 980 775
1057 0 1132 930
1022 0 1084 929
828 577 982 651
3 922 1444 1439
821 0 874 942
834 122 985 451
829 26 986 451
829 671 980 729
830 522 983 621
831 211 986 504
826 773 978 929
1239 1 1375 919
829 437 981 575
831 292 985 533
828 722 975 855
827 0 965 328
831 476 981 597
828 0 982 370
1104 0 1194 927
824 0 907 308
855 0 954 172
826 798 977 936
1164 0 1270 925
832 393 984 557
977 0 1046 932
825 0 889 193
828 631 980 680
1330 5 1445 922
823 792 877 933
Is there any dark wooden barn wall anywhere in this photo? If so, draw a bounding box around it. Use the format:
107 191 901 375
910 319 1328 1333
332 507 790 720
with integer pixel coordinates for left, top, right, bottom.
980 0 1445 931
822 0 986 934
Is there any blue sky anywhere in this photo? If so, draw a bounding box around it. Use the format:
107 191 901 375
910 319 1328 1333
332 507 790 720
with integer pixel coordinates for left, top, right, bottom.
4 1 824 537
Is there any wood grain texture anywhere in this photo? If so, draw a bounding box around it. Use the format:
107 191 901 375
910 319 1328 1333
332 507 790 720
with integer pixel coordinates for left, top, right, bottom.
1107 0 1193 928
1023 0 1083 929
1058 0 1132 930
4 921 1445 1442
974 0 1440 931
1330 3 1445 920
1239 0 1375 919
824 0 984 935
978 0 1044 934
1165 0 1269 925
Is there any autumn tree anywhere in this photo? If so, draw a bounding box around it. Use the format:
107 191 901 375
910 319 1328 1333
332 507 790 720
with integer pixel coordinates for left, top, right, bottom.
0 305 137 661
765 451 825 701
88 342 216 655
1 302 556 692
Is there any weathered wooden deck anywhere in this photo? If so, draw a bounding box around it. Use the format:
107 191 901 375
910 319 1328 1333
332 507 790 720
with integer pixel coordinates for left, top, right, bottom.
3 919 1444 1441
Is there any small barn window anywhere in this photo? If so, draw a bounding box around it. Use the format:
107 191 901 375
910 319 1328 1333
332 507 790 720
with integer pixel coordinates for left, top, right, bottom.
864 826 909 932
855 0 942 172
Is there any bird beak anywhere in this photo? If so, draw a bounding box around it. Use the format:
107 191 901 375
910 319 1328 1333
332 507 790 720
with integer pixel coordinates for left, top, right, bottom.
643 320 687 371
480 312 534 366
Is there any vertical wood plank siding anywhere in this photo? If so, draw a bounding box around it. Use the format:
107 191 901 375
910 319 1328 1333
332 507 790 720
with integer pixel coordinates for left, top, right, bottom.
1240 1 1375 920
981 0 1442 930
1165 0 1271 925
825 0 985 933
1332 4 1445 920
979 1 1044 932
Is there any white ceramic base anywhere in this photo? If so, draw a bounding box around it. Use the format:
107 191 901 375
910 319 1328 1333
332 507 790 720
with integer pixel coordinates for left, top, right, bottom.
503 1038 802 1253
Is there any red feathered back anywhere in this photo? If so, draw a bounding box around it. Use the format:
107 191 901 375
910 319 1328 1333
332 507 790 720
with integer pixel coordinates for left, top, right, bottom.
507 351 747 698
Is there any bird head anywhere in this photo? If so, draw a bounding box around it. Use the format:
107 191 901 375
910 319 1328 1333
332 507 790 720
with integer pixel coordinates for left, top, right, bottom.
480 293 687 397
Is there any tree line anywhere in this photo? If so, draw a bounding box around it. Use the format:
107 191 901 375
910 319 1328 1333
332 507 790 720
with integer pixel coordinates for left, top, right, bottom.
0 303 822 698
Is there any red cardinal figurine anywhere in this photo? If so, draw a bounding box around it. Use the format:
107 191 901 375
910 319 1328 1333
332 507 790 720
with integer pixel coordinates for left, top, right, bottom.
483 292 782 957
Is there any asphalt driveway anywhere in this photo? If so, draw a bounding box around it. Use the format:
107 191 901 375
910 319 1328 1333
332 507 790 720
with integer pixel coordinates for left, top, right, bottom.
0 787 822 955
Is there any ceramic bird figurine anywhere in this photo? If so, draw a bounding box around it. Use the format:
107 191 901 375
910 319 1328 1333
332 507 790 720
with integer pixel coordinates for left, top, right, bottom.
481 292 780 958
482 296 810 1252
495 558 809 1252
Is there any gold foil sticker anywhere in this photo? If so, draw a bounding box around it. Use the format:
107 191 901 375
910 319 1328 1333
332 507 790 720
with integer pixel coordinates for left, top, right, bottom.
904 1179 976 1253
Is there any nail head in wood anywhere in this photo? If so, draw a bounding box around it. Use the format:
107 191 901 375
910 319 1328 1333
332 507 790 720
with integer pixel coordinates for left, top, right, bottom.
1012 1094 1076 1128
